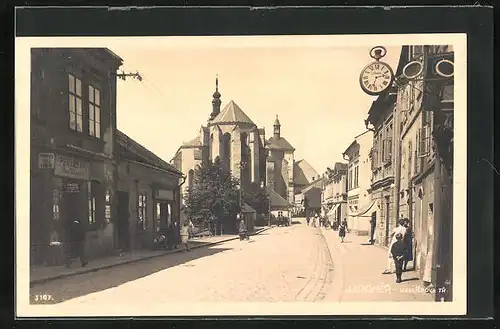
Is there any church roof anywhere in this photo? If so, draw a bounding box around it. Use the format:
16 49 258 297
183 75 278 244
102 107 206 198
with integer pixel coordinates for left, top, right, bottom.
267 136 295 151
294 159 319 186
211 100 256 126
181 135 202 148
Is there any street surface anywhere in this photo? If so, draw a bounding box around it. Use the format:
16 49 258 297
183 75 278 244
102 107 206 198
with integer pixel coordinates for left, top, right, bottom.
30 218 432 305
31 218 335 304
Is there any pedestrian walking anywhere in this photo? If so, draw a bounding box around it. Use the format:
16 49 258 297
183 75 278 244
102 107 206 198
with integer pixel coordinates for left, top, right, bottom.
65 219 88 268
180 221 190 251
369 213 377 244
391 233 406 283
239 218 249 240
402 219 413 271
382 219 407 274
167 221 175 250
338 218 348 243
306 216 310 226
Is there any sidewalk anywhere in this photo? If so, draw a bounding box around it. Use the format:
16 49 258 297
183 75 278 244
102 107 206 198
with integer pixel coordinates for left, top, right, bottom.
30 226 270 285
319 227 434 302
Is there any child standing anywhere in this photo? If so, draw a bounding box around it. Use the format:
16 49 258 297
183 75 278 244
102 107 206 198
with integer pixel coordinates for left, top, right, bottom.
390 233 406 283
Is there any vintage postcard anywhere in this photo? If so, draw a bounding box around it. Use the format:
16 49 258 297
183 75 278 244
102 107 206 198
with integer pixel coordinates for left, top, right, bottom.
15 33 466 317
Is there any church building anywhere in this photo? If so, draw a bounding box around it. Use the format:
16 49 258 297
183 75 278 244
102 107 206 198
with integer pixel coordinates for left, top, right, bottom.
171 77 296 206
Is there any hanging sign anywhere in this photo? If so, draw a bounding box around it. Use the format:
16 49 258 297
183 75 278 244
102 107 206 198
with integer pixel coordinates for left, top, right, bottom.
38 153 55 169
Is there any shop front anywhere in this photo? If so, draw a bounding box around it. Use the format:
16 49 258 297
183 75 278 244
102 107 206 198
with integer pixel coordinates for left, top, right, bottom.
31 151 117 266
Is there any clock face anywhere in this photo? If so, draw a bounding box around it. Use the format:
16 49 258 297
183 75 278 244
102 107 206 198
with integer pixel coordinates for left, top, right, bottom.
359 61 394 95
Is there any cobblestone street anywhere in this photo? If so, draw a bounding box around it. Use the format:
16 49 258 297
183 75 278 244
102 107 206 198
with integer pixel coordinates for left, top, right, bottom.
30 218 433 306
31 219 335 304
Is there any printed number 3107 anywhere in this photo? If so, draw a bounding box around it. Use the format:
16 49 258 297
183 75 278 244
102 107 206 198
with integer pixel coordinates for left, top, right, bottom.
34 294 53 302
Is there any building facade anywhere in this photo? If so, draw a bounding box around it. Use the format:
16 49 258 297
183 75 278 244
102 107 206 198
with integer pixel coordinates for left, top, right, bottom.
366 90 397 246
343 130 374 235
116 131 184 251
171 78 299 207
395 45 454 295
30 48 123 265
321 162 348 227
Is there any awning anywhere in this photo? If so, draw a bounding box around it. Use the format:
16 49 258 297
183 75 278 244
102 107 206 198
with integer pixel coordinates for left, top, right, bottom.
348 201 375 218
327 203 339 216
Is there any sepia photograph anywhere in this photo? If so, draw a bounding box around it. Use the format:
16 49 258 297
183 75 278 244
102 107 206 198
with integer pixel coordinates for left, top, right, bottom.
15 32 466 317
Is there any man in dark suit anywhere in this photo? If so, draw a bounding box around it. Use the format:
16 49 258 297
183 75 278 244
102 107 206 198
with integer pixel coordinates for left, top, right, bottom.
65 219 88 268
390 233 406 283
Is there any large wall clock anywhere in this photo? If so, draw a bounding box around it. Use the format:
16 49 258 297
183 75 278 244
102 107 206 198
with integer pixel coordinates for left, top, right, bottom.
359 61 395 96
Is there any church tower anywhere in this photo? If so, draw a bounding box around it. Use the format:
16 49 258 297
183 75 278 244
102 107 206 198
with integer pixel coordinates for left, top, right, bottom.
209 75 222 121
273 114 281 139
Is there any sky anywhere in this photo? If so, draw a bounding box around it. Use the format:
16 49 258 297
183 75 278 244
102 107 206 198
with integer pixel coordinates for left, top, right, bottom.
107 36 401 175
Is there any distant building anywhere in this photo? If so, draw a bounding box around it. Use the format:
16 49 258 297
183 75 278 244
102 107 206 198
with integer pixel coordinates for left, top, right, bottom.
293 159 320 194
171 77 297 207
343 130 373 235
321 162 348 227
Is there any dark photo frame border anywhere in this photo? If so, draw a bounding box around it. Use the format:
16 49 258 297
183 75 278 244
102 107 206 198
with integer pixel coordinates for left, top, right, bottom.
4 4 494 327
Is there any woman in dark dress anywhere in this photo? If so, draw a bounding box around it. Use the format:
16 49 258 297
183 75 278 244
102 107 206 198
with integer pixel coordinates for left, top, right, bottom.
338 218 348 243
402 219 413 271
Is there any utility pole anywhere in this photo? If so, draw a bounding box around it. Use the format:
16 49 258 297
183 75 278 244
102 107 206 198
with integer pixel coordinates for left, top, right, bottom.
116 71 143 81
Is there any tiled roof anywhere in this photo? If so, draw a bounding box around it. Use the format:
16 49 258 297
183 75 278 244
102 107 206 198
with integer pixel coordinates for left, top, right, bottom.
116 130 183 175
266 187 291 208
212 100 255 126
267 136 295 151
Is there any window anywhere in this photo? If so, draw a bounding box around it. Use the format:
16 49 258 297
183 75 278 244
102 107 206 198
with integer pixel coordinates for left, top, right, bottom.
52 188 60 221
105 191 111 223
88 85 101 138
408 141 413 181
156 203 161 232
382 137 393 163
354 165 359 188
88 181 96 225
68 74 83 132
348 169 353 190
138 193 147 230
371 142 379 171
417 126 431 158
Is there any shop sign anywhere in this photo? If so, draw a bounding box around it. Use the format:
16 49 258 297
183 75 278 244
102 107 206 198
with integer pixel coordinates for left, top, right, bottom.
63 183 80 193
38 153 55 169
156 189 173 200
54 155 90 180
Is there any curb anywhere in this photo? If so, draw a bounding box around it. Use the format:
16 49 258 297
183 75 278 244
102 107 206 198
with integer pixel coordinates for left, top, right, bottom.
30 227 270 286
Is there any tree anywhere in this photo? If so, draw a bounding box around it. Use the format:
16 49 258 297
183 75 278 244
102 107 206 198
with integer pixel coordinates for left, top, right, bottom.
183 157 240 233
242 182 270 215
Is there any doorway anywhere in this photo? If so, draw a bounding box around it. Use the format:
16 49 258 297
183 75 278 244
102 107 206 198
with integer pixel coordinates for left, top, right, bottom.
117 191 130 251
370 211 377 244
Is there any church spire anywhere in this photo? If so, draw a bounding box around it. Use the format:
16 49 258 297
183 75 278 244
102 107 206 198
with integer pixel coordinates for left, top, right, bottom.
273 114 281 139
210 74 222 121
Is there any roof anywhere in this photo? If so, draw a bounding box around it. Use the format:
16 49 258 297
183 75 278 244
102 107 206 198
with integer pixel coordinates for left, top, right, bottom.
267 136 295 151
241 203 256 213
117 130 183 176
181 135 203 148
293 159 319 186
266 187 291 208
301 178 325 193
211 100 256 126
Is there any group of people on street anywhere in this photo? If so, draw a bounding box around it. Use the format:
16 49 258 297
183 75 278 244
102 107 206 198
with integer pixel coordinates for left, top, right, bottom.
385 218 414 283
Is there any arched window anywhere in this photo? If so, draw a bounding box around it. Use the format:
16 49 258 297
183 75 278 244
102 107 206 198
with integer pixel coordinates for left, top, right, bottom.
188 169 194 189
221 133 231 170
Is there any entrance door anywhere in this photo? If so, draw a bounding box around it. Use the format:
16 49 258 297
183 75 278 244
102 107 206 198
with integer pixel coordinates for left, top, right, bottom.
117 191 130 251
